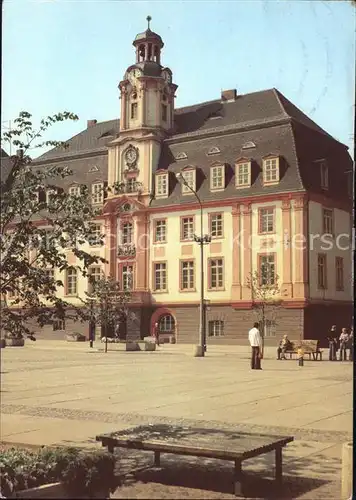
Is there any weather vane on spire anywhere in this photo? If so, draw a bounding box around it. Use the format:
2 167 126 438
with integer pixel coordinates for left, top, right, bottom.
146 15 152 29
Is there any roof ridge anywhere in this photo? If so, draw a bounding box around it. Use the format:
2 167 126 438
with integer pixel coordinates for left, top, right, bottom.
272 88 289 117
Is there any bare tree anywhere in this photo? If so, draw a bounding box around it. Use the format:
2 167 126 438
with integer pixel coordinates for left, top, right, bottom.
247 270 282 355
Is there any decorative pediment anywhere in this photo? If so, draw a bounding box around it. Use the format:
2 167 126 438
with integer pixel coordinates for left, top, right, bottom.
262 153 279 160
210 160 225 168
88 165 99 173
181 164 195 171
235 156 251 164
207 146 221 156
175 152 188 160
242 141 256 150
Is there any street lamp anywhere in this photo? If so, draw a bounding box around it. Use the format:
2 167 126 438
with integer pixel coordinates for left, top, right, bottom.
175 173 211 357
86 296 96 348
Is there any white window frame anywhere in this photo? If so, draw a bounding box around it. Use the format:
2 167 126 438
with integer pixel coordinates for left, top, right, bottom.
235 162 251 188
154 219 167 243
181 216 194 241
210 165 224 191
121 222 133 245
259 254 276 286
259 208 275 234
209 258 224 290
181 169 196 194
180 260 195 291
208 320 224 337
335 257 344 291
155 174 168 198
46 188 57 205
88 266 103 293
92 182 104 204
263 158 280 184
153 262 167 291
122 264 134 290
69 185 80 197
66 268 78 296
88 223 102 246
210 213 223 238
323 208 333 235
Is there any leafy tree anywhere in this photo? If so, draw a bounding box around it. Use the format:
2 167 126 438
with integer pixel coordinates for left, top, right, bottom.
1 111 106 339
247 269 282 355
83 274 134 352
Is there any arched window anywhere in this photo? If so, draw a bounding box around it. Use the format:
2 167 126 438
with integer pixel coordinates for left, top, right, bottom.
138 44 145 62
153 46 159 62
130 89 138 120
158 314 175 333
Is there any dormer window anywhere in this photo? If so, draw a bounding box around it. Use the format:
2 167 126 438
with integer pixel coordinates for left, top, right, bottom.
207 146 221 156
235 159 251 188
88 165 99 173
181 168 196 194
210 164 225 191
69 185 81 197
242 141 256 150
155 172 168 198
320 161 329 190
92 182 104 204
263 156 280 185
175 152 187 161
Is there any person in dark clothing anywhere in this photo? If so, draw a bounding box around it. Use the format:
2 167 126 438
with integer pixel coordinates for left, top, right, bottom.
339 328 349 361
327 325 338 361
348 327 354 361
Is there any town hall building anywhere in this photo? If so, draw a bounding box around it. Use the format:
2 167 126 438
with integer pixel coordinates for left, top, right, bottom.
31 20 353 346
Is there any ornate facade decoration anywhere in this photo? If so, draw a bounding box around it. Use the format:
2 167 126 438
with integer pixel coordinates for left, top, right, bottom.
117 244 136 257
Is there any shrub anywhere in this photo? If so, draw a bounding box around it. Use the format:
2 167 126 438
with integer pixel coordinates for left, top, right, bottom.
0 446 118 497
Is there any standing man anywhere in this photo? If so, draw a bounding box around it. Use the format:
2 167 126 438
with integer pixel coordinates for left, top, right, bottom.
154 321 160 346
348 327 353 361
339 328 349 361
248 322 262 370
327 325 338 361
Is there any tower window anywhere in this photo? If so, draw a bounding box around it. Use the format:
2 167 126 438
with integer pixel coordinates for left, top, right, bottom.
161 104 167 122
139 44 145 61
148 43 152 61
131 102 138 120
153 46 159 62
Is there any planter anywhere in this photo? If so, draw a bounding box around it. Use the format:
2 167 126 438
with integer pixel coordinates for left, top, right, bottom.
66 333 86 342
0 338 5 348
138 341 156 351
5 338 25 347
169 335 176 344
12 482 110 499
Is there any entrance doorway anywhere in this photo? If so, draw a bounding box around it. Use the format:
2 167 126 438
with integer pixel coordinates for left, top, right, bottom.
158 314 176 343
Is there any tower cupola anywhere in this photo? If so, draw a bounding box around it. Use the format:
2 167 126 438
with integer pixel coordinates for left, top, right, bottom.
133 16 164 65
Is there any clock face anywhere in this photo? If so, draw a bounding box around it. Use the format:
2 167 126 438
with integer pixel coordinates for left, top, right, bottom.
125 146 138 166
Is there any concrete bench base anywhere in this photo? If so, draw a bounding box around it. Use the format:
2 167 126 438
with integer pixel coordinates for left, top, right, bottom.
12 482 109 499
5 338 25 347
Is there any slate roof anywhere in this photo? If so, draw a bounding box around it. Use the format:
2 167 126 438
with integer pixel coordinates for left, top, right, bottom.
31 88 352 205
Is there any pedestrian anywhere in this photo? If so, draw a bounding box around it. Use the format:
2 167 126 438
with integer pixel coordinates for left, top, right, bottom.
339 328 349 361
248 322 262 370
348 327 353 361
277 335 292 360
154 321 160 346
327 325 338 361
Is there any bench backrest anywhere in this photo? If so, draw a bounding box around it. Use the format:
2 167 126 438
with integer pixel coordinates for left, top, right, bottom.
287 339 319 352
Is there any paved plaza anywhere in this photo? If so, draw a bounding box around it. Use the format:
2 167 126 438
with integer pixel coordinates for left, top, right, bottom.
0 341 353 498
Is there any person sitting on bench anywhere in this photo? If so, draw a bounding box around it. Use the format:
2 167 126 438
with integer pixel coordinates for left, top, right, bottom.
277 335 292 360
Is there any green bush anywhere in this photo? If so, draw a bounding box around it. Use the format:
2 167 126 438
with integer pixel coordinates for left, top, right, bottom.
0 446 118 497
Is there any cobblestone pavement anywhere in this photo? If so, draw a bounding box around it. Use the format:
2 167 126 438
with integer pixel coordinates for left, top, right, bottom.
0 341 353 499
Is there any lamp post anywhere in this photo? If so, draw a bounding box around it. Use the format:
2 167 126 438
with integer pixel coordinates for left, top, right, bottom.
175 173 211 357
87 296 96 348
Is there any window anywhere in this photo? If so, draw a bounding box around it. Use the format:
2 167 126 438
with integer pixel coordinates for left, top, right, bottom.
88 266 102 294
259 254 276 285
317 254 327 289
209 258 224 290
181 216 194 241
320 161 329 189
156 174 168 197
263 158 279 184
154 219 167 243
264 319 276 337
161 104 167 121
158 314 175 332
335 257 344 291
53 319 65 331
323 208 333 235
210 213 223 238
88 223 102 246
259 208 275 234
131 102 138 120
121 222 133 245
69 185 80 197
122 264 134 290
208 320 224 337
175 152 187 160
181 170 196 194
66 268 78 295
126 178 137 192
44 269 55 281
242 141 256 150
210 165 224 190
235 162 251 187
92 183 104 204
180 260 195 290
46 189 57 205
153 262 167 291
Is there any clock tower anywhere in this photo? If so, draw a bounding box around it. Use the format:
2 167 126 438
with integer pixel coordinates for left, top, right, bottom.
107 17 177 199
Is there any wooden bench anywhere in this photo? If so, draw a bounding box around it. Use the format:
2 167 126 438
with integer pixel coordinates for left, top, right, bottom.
96 424 294 496
284 339 323 361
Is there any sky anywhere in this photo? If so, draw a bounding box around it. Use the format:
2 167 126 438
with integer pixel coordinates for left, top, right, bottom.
1 0 355 158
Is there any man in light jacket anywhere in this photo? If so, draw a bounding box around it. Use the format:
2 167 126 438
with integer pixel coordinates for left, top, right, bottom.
248 322 262 370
